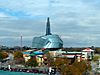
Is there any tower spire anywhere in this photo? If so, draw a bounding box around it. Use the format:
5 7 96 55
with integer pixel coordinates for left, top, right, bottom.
46 17 52 35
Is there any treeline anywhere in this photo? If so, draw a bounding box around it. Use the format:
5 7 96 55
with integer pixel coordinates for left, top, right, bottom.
62 47 100 54
0 45 100 54
0 46 31 51
95 47 100 54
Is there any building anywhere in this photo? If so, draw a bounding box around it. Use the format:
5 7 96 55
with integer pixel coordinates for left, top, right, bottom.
32 17 63 49
23 50 32 62
61 48 95 62
62 51 82 62
82 48 94 60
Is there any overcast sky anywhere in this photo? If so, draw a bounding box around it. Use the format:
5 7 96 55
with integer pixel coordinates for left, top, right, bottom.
0 0 100 47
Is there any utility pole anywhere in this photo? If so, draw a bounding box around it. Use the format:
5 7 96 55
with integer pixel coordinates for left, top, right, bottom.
21 35 22 51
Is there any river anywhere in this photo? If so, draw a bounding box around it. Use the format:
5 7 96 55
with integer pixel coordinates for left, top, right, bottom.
0 70 46 75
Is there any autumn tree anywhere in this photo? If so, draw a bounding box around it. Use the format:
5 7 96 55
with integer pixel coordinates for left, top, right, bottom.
73 60 87 74
53 57 81 75
3 52 8 58
0 52 8 61
13 51 23 59
13 51 25 64
53 57 91 75
25 56 38 67
43 51 92 75
44 52 55 66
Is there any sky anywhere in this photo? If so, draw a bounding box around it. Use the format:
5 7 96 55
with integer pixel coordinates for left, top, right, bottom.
0 0 100 47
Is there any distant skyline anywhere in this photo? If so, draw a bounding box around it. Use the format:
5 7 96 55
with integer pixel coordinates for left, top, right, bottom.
0 0 100 47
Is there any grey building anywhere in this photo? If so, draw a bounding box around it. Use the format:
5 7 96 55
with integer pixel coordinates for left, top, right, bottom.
32 17 63 49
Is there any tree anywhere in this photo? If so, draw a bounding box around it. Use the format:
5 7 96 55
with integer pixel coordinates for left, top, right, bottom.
13 51 25 64
93 55 100 62
44 52 55 66
13 51 23 59
43 51 92 75
25 56 38 67
95 48 100 54
3 52 8 58
73 60 87 73
0 52 8 61
53 57 91 75
54 58 70 75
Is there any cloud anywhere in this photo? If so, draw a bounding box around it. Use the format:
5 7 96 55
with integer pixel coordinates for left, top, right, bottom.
61 32 100 47
0 12 9 17
0 0 100 47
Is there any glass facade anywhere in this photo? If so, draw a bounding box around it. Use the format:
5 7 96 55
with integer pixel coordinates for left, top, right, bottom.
32 17 63 49
32 34 63 49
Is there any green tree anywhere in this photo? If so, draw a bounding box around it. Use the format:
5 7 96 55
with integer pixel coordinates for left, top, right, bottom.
93 55 100 62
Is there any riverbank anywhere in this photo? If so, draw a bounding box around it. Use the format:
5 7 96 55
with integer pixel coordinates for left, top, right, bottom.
0 66 47 75
0 70 46 75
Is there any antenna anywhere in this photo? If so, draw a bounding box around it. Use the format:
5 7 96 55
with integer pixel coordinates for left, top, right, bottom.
20 35 22 51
